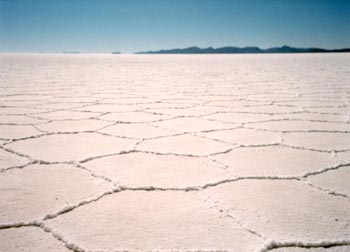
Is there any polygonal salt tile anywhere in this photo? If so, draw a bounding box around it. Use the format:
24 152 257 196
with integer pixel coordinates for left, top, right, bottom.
153 117 235 133
49 97 98 103
248 120 350 132
0 107 48 115
207 100 266 107
1 94 52 101
305 106 350 115
308 166 350 196
0 227 70 252
146 108 208 117
100 111 169 123
204 180 350 243
194 105 232 113
0 148 31 170
214 146 339 177
283 132 350 151
84 152 232 188
198 128 280 146
100 123 174 139
271 247 350 252
0 125 42 140
77 104 141 113
0 115 47 124
161 98 204 105
36 119 110 133
34 102 87 110
203 112 276 124
273 112 349 123
0 163 113 224
8 132 136 162
137 134 233 156
45 191 263 251
35 110 100 120
138 102 194 109
230 105 302 114
0 100 50 107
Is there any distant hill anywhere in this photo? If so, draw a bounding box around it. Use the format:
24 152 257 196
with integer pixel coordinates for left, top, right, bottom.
137 45 350 54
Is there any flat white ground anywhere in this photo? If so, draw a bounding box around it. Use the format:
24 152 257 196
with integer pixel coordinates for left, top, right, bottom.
0 54 350 252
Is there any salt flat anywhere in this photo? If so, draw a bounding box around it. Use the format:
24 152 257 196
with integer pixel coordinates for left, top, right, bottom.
0 53 350 252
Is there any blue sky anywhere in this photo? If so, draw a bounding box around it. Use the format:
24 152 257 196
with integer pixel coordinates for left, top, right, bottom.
0 0 349 53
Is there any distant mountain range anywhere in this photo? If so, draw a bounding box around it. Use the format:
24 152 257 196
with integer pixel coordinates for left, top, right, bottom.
137 45 350 54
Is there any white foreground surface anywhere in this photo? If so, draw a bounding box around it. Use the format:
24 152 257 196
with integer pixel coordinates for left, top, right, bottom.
0 54 350 252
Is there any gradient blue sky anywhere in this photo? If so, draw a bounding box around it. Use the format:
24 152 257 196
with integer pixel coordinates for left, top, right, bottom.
0 0 349 53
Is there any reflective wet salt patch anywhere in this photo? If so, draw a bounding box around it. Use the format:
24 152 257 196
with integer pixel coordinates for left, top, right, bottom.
0 163 113 224
0 227 70 252
44 191 263 251
213 145 340 177
203 180 350 243
7 132 137 162
83 152 233 188
99 123 174 139
136 134 233 156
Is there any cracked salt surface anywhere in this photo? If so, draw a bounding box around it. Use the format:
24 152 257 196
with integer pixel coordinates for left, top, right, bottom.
0 163 112 224
83 152 233 188
7 132 137 162
0 227 70 252
1 53 350 252
45 191 263 251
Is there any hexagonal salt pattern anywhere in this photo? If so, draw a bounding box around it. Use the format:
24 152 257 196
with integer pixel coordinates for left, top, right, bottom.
0 163 113 224
136 134 233 156
213 146 341 177
83 152 233 188
1 54 350 251
45 191 263 251
197 128 281 146
283 132 350 151
7 132 136 162
203 180 350 243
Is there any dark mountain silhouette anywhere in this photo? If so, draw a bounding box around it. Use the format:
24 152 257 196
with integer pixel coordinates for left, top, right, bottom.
137 45 350 54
